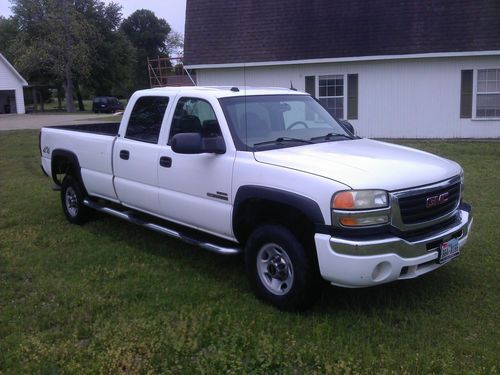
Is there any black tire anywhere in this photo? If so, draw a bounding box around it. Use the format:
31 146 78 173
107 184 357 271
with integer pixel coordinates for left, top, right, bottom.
245 224 321 310
60 175 90 225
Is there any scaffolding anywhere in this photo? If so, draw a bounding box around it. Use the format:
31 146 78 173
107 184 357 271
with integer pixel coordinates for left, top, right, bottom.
147 56 196 88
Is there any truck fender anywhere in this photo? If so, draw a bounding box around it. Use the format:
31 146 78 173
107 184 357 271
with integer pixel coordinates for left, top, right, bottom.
232 185 325 241
50 149 88 195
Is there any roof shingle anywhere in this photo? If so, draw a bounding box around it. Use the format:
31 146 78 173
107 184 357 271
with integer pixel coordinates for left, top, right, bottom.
184 0 500 66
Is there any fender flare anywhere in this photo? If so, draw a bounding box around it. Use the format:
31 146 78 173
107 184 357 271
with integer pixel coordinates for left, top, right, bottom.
50 149 87 195
232 185 325 239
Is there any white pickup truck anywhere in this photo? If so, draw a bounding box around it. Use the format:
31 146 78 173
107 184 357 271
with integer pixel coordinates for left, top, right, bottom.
40 86 473 309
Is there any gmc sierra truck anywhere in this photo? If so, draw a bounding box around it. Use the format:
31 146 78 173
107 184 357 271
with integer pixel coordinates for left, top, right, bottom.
40 86 473 309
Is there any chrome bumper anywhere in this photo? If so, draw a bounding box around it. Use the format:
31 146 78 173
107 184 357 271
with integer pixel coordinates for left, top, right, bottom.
314 203 472 287
330 203 472 258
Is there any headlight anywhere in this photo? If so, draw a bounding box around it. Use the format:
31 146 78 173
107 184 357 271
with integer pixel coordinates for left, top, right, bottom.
332 190 388 210
331 190 390 227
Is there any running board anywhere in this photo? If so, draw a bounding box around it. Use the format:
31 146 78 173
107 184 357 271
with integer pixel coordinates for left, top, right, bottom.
83 199 241 255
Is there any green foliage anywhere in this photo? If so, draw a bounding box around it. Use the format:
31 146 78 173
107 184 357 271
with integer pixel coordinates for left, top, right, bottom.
4 2 182 102
11 0 95 79
78 1 136 97
0 132 499 374
0 16 19 61
120 9 179 89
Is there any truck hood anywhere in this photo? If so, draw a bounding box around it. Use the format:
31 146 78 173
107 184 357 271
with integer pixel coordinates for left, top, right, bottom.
253 139 461 191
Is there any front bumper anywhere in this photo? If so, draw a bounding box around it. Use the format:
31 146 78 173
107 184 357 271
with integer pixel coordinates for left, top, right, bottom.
314 203 473 287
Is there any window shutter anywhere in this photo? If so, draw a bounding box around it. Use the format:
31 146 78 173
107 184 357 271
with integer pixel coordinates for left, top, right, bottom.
347 74 358 120
460 70 473 118
305 76 315 97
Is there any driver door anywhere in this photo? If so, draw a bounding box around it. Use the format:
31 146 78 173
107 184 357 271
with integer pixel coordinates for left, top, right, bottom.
157 96 236 238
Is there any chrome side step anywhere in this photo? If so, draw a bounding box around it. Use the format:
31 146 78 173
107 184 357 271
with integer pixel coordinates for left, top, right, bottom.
83 199 241 255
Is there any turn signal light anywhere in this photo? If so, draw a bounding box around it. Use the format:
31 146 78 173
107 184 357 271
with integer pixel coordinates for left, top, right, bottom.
333 192 355 209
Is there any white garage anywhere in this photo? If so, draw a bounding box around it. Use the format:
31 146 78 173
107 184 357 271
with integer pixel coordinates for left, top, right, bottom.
0 53 28 114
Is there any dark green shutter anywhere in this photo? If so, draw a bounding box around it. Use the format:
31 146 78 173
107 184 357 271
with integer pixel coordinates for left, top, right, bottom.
305 76 315 97
460 70 473 118
347 74 358 120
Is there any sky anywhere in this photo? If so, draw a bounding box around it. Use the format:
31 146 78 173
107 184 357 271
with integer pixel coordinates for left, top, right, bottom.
0 0 187 34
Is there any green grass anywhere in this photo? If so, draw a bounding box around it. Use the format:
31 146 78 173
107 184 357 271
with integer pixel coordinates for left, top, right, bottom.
0 132 498 374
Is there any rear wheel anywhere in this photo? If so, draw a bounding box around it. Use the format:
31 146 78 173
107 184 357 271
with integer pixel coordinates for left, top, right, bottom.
245 224 320 310
61 175 90 224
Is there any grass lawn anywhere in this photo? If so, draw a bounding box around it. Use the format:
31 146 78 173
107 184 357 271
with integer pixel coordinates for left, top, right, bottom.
0 131 498 374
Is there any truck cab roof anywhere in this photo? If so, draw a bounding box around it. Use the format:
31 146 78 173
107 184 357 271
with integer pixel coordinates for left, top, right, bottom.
138 86 308 99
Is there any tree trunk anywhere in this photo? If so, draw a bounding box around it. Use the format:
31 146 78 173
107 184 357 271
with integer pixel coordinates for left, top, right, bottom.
32 87 38 111
64 78 75 112
38 90 44 112
57 85 63 109
62 0 75 113
75 81 85 111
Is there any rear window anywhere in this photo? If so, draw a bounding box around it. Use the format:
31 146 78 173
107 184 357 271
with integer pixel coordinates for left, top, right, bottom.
125 96 169 143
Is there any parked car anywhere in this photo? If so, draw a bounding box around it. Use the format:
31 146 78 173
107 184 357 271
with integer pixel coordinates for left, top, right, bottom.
40 86 473 310
92 96 124 113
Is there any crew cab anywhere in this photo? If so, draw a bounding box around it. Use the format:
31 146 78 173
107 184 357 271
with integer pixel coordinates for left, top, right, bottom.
40 86 473 309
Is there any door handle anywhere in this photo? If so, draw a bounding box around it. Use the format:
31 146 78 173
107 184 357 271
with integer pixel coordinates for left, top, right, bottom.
119 150 130 160
159 156 172 168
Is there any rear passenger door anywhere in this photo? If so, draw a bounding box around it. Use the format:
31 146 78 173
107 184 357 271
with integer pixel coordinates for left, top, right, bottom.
113 95 171 214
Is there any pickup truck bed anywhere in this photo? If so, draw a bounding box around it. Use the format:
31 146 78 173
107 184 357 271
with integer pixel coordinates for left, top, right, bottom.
49 122 121 136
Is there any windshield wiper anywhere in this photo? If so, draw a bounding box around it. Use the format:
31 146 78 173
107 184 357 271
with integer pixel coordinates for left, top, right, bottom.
310 132 353 141
253 137 313 147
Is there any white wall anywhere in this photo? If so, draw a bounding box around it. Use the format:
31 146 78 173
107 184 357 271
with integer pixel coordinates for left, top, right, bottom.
0 59 26 114
196 56 500 138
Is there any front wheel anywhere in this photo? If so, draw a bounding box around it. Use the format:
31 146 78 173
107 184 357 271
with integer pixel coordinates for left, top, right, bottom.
61 175 90 224
245 224 320 310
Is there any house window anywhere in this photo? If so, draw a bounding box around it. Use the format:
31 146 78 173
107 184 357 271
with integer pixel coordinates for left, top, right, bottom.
319 75 344 118
476 69 500 118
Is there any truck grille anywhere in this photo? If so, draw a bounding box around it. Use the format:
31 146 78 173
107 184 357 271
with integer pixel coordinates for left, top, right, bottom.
397 180 461 225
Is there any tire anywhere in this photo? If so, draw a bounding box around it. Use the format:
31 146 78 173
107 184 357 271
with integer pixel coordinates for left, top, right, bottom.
60 175 90 224
245 224 321 310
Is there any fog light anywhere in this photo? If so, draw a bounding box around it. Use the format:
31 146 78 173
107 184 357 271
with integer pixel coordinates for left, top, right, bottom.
372 261 391 282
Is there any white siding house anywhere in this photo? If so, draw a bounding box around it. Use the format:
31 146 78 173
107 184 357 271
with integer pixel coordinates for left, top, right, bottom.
0 53 28 114
184 0 500 138
191 53 500 138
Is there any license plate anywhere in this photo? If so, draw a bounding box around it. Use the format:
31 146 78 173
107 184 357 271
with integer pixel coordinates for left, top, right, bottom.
438 238 460 264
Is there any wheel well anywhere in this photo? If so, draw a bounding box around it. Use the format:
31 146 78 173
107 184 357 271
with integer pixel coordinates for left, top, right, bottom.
51 155 74 185
50 150 87 195
234 198 316 248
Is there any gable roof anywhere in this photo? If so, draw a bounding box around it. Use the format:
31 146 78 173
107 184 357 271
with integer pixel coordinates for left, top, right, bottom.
184 0 500 67
0 53 28 86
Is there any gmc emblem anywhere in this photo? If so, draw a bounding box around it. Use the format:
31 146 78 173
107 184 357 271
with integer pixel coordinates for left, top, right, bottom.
426 192 449 208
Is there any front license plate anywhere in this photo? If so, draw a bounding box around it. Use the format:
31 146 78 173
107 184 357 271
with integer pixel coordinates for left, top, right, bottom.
438 238 460 264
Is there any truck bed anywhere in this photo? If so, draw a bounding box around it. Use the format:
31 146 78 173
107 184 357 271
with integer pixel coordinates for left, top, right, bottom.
49 122 121 136
41 123 120 201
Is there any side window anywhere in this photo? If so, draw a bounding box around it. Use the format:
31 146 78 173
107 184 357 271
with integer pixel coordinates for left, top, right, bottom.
125 96 169 143
168 97 222 144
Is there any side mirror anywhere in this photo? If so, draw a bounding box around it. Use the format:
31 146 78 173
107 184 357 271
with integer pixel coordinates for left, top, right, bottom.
339 119 356 136
171 133 226 154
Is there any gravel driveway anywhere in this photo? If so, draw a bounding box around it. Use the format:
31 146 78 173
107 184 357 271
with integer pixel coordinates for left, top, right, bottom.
0 113 120 131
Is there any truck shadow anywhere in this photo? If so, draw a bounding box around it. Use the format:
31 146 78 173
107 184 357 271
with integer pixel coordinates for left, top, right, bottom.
83 214 468 315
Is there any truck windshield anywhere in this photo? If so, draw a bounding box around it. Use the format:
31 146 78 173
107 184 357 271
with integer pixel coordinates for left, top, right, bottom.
219 94 352 151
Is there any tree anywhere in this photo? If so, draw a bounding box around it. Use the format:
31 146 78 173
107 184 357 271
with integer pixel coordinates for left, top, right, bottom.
78 1 136 97
121 9 172 89
11 0 96 112
0 16 19 61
